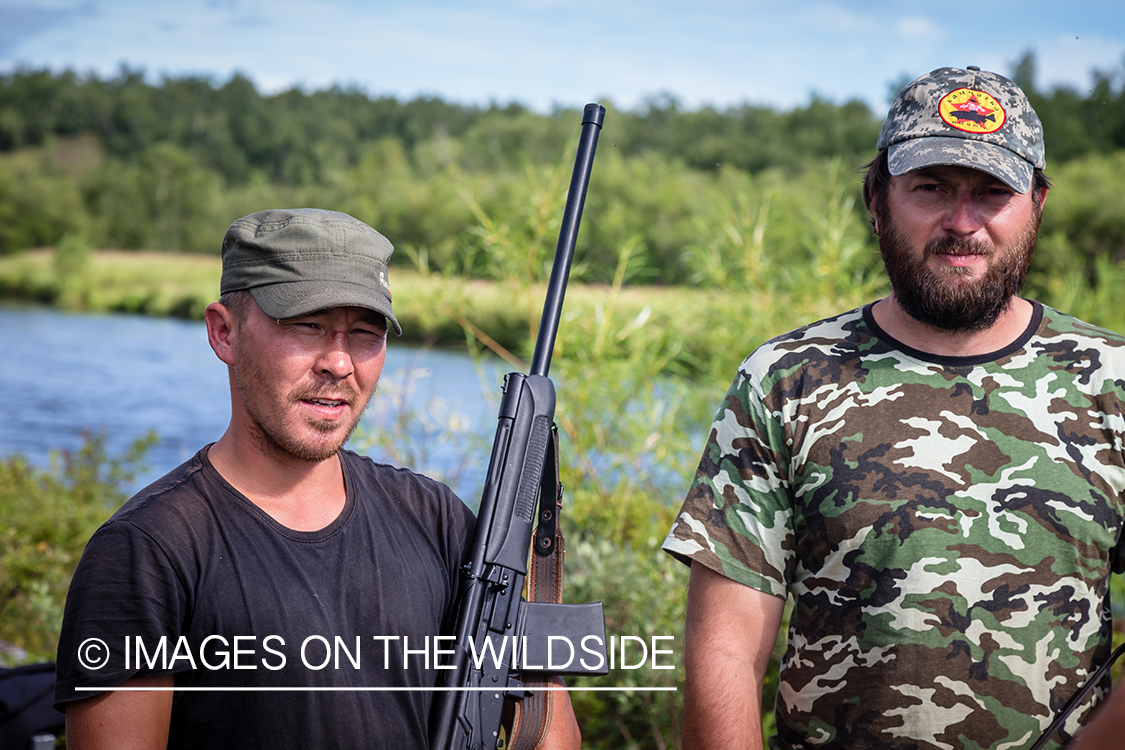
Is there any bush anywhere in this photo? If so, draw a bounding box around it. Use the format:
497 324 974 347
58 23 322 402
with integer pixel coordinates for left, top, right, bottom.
0 431 155 664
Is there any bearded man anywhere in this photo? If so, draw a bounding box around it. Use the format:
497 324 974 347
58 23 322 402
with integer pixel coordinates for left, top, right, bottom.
663 67 1125 750
53 209 579 749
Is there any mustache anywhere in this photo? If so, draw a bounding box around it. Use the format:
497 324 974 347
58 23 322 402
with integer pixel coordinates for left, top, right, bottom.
925 235 994 258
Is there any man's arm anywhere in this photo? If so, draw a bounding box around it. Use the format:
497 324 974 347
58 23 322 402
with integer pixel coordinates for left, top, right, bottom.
1068 686 1125 749
541 679 582 750
65 675 173 750
681 563 786 750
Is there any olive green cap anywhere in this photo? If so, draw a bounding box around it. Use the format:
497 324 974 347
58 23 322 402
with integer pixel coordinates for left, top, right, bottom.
219 208 401 334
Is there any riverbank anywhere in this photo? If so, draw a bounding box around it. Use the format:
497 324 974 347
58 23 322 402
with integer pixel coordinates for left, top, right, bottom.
0 249 656 355
0 248 744 373
0 247 887 378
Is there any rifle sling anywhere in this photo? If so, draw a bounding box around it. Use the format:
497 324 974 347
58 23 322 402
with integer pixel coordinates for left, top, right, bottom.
509 424 564 750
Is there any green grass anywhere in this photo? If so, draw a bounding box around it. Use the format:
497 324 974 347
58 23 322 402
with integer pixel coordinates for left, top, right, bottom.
0 249 219 318
0 248 858 379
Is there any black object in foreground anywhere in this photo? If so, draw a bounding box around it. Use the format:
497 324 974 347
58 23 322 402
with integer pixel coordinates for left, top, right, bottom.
429 103 608 750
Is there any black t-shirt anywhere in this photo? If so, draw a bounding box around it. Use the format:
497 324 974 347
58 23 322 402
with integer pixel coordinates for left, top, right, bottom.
55 447 476 749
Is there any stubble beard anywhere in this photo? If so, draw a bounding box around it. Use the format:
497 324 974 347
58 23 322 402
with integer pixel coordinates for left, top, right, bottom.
877 202 1041 334
233 348 371 463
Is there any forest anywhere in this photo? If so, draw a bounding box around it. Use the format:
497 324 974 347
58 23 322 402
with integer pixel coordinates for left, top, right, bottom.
1 52 1124 291
3 52 1125 748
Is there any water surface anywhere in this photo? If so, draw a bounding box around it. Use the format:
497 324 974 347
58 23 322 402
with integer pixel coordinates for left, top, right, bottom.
0 305 501 500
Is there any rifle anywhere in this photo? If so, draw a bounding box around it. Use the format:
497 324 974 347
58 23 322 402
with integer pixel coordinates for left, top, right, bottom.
429 103 608 750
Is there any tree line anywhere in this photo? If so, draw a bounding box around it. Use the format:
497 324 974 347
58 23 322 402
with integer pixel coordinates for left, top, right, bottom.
4 53 1122 175
0 66 879 180
1 52 1124 288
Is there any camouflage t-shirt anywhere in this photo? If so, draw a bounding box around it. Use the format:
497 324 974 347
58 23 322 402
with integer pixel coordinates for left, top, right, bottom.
663 302 1125 750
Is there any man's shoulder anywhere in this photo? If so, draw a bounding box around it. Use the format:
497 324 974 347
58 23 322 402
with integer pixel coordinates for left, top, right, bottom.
339 450 477 566
1037 305 1125 349
103 448 216 531
736 306 870 383
763 305 869 345
339 449 459 499
339 449 475 524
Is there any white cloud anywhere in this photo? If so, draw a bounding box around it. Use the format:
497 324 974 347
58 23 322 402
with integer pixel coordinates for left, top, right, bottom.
1036 33 1125 93
895 15 942 40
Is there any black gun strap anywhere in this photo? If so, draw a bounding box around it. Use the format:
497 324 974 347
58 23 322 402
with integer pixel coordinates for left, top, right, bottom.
510 424 564 750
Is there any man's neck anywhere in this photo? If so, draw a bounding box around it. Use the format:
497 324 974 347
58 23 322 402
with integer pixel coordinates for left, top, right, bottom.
870 295 1034 358
207 431 347 532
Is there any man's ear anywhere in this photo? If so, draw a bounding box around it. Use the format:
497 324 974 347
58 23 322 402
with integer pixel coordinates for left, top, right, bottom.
205 302 237 366
1036 186 1049 211
870 194 880 235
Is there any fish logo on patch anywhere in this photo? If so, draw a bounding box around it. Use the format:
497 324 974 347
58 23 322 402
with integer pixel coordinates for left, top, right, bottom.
939 88 1006 134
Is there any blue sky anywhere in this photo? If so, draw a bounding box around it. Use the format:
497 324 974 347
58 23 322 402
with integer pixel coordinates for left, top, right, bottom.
2 1 1123 113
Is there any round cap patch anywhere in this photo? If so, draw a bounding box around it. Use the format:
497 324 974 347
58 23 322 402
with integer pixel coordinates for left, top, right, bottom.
939 88 1006 134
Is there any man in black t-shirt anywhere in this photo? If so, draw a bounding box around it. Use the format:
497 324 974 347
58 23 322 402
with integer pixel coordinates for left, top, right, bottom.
54 209 580 749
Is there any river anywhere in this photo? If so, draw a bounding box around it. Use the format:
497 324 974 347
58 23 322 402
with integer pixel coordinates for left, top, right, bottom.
0 305 503 501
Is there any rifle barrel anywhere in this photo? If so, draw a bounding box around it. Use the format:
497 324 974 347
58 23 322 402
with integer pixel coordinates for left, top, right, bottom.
429 103 606 750
529 103 605 378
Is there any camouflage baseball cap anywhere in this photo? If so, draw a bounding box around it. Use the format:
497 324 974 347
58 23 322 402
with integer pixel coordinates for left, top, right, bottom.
220 208 401 334
877 66 1045 193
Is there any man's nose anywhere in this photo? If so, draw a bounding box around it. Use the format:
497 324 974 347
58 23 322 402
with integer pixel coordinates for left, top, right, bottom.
940 193 985 238
316 334 354 379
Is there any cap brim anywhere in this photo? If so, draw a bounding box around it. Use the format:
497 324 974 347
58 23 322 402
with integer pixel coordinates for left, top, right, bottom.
887 137 1033 194
249 280 402 335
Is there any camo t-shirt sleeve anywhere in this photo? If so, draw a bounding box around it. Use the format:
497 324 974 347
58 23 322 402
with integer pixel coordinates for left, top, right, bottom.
661 338 797 598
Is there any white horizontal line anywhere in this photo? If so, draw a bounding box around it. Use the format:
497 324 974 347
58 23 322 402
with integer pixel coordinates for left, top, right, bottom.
76 686 676 693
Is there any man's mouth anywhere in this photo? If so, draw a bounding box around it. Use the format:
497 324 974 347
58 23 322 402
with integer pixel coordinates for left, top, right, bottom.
927 238 993 258
936 253 985 268
927 239 993 269
304 397 347 407
298 396 352 420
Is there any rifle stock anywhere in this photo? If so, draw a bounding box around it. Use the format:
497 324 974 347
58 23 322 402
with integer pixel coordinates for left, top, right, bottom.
429 103 607 750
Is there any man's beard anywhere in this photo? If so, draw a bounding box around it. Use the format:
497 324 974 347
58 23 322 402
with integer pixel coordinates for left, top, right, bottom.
877 204 1041 334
